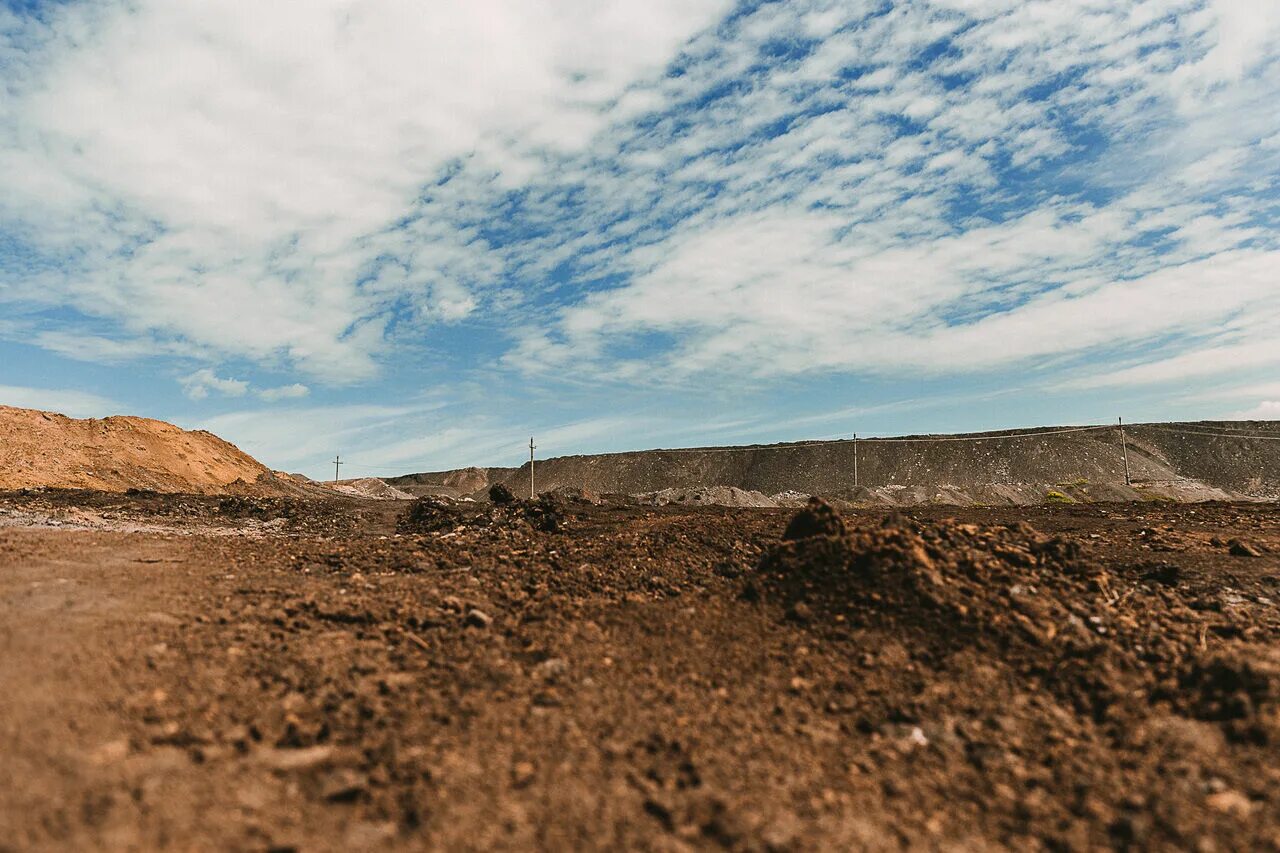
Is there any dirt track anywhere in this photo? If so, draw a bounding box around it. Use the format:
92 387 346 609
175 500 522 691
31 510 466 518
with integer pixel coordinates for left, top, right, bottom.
2 491 1279 851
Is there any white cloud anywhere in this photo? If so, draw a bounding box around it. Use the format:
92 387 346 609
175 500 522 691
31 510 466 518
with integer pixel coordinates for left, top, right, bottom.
181 368 248 400
0 384 121 418
256 383 309 403
1068 334 1280 390
1233 401 1280 420
483 0 1280 393
0 0 729 381
516 202 1280 380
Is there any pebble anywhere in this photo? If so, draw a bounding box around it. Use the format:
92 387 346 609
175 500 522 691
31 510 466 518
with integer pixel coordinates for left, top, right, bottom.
1228 539 1264 558
464 608 493 628
259 745 335 771
512 761 536 788
322 768 367 802
1206 789 1254 818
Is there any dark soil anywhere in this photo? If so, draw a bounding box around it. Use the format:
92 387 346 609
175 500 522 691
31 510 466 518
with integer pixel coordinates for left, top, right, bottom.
2 493 1279 850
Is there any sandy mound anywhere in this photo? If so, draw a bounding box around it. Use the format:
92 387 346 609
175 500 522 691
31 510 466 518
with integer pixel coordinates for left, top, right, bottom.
327 477 414 500
0 405 275 495
636 486 781 508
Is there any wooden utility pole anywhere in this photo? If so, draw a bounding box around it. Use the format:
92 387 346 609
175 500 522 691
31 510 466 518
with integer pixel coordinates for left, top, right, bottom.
853 432 859 488
1118 418 1131 485
529 437 536 499
333 455 343 483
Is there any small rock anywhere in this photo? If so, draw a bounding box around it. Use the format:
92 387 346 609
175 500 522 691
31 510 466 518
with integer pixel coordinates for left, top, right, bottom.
89 738 131 765
512 761 536 788
322 768 368 802
260 745 335 771
1206 789 1254 818
1229 539 1264 558
533 658 569 680
464 608 493 629
785 602 814 624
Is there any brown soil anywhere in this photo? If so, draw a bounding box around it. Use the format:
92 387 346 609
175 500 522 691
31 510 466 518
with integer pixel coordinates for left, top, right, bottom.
2 491 1279 850
0 405 286 494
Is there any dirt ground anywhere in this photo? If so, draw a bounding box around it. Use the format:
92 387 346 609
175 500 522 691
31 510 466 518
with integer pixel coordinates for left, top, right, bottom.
1 490 1278 851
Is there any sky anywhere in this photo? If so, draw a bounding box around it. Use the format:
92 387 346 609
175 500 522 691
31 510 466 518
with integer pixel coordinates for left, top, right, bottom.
1 0 1278 479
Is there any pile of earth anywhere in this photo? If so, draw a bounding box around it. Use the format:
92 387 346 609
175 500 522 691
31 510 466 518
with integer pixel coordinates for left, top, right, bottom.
637 486 812 508
328 478 414 500
0 405 309 496
385 466 517 498
396 491 576 535
757 499 1280 744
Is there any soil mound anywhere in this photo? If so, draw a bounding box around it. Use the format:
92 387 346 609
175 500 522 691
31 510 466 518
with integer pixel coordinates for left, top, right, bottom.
544 485 604 505
760 500 1105 653
0 405 276 495
387 466 518 498
488 483 516 505
781 497 846 540
637 486 779 508
758 501 1280 737
329 477 414 500
397 493 571 535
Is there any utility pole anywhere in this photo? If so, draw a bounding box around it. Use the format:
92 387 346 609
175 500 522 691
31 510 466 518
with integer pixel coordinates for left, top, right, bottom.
853 432 859 488
529 437 536 499
1118 417 1131 486
333 454 343 484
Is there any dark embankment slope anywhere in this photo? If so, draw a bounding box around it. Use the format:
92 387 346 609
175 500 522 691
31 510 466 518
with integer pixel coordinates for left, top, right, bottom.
390 421 1280 505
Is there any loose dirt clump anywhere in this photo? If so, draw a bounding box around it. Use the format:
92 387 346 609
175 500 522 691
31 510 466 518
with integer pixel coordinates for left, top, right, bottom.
781 496 847 540
760 500 1106 651
397 493 573 535
396 497 470 533
489 482 516 504
1171 652 1280 742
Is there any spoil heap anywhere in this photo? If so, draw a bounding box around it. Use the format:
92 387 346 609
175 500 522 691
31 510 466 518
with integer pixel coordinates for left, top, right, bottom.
0 405 280 494
397 493 571 535
758 499 1280 739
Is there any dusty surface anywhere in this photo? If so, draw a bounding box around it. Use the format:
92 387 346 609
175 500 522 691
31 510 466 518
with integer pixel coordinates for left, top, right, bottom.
0 405 282 494
2 490 1279 851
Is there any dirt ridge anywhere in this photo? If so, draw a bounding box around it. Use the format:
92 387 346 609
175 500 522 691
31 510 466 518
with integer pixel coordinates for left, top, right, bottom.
391 421 1280 504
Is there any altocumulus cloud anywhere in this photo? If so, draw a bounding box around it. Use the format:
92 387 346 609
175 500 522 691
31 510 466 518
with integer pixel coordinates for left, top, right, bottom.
0 0 729 380
2 0 1279 462
500 0 1280 388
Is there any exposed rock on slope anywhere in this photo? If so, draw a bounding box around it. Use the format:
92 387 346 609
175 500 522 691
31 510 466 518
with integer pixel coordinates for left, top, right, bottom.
0 405 279 494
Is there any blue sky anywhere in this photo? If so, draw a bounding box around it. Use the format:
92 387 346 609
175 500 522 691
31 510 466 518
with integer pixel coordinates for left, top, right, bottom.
1 0 1279 478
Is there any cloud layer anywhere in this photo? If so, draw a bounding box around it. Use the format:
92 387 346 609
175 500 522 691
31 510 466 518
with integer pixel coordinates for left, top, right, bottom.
2 0 1279 473
0 0 728 379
